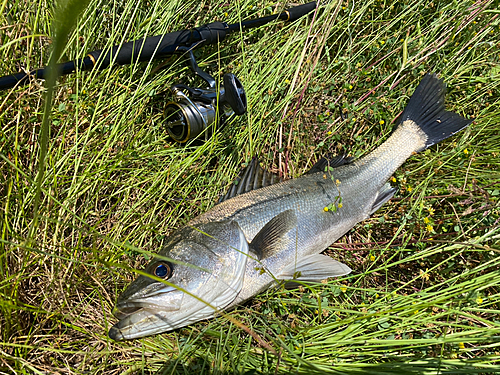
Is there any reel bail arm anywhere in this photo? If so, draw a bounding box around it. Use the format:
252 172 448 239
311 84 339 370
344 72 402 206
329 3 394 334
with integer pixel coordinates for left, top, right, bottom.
164 48 247 143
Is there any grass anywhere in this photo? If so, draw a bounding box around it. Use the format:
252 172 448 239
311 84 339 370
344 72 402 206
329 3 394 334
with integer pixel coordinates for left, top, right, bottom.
0 0 499 373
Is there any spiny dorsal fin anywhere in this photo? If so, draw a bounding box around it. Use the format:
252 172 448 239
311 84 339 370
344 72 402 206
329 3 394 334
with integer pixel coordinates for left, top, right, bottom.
249 210 297 260
219 158 283 203
306 154 353 174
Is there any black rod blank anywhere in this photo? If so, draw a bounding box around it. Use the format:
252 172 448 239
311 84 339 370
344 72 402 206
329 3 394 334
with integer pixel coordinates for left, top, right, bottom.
0 2 316 90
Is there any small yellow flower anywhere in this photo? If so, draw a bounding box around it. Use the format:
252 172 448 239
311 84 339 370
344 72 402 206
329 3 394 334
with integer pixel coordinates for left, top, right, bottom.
224 12 228 17
476 296 483 304
338 203 343 208
419 269 430 281
428 207 435 216
464 148 469 155
285 79 290 84
352 118 357 122
340 286 347 293
375 293 379 298
379 120 385 125
380 40 385 45
414 309 419 314
459 342 465 350
391 176 396 183
327 131 332 135
426 224 434 232
324 207 329 212
407 186 413 192
349 84 353 90
424 217 431 224
370 255 376 262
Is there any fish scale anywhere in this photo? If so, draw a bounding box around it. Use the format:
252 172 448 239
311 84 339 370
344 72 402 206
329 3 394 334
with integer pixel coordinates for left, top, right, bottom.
109 73 473 340
191 122 428 305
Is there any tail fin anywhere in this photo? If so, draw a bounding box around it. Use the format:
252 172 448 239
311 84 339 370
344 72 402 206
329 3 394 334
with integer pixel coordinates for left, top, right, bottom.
400 73 473 152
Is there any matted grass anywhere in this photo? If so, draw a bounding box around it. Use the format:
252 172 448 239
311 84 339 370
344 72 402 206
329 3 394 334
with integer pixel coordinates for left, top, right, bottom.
0 0 499 374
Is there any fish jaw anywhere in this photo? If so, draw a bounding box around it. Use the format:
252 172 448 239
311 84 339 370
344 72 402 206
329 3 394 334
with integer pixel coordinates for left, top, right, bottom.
109 306 179 341
109 221 251 340
109 285 186 340
109 273 248 340
109 292 223 340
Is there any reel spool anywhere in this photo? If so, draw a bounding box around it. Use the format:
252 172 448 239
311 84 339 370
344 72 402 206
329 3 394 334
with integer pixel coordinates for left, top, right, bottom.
164 49 247 143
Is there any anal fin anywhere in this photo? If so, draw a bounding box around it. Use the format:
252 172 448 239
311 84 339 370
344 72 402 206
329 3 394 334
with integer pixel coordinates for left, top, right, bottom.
277 254 351 281
370 183 397 215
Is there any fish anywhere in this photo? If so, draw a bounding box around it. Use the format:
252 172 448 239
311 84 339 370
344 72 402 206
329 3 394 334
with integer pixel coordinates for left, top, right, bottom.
108 73 472 341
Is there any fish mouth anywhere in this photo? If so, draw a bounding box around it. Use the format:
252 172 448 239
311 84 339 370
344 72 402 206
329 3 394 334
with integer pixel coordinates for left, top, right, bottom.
109 306 160 341
112 304 144 320
109 295 184 341
109 305 179 341
112 300 181 320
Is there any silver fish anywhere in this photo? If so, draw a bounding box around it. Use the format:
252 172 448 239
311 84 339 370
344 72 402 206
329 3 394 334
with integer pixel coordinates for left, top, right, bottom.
109 73 472 340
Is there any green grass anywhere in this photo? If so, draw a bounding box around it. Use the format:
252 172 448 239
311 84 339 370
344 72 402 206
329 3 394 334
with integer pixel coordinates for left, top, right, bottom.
1 0 499 373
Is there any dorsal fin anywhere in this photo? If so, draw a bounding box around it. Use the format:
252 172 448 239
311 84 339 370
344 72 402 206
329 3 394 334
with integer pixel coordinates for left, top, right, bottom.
306 154 353 174
219 158 283 203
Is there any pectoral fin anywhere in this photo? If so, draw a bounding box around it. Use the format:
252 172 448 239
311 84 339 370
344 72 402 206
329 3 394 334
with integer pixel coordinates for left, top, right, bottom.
249 210 297 260
277 254 351 281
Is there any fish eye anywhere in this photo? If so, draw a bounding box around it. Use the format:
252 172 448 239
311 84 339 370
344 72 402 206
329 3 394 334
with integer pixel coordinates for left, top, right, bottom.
153 262 173 279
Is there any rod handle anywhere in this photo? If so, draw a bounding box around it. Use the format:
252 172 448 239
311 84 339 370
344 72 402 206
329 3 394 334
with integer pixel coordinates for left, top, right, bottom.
285 2 317 22
88 22 228 69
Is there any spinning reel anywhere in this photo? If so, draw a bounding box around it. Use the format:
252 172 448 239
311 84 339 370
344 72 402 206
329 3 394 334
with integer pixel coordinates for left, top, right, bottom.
164 47 247 143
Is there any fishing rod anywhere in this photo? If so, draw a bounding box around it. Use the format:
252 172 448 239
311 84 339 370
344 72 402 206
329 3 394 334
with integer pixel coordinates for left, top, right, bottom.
0 2 317 142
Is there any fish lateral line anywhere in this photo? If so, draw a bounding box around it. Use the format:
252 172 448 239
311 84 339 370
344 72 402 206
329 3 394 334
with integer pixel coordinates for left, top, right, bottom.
109 72 473 341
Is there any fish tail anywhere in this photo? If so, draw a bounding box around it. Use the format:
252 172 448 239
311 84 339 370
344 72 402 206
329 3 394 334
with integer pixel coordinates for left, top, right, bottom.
399 73 473 152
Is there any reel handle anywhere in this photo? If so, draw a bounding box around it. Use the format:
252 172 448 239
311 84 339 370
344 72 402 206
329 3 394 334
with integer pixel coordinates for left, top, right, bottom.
222 73 247 116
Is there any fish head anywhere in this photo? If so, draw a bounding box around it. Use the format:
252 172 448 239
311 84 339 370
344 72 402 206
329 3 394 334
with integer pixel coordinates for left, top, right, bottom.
109 220 250 340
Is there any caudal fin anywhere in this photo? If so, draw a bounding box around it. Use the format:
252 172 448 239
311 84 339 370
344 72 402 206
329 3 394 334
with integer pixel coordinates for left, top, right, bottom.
400 73 473 152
